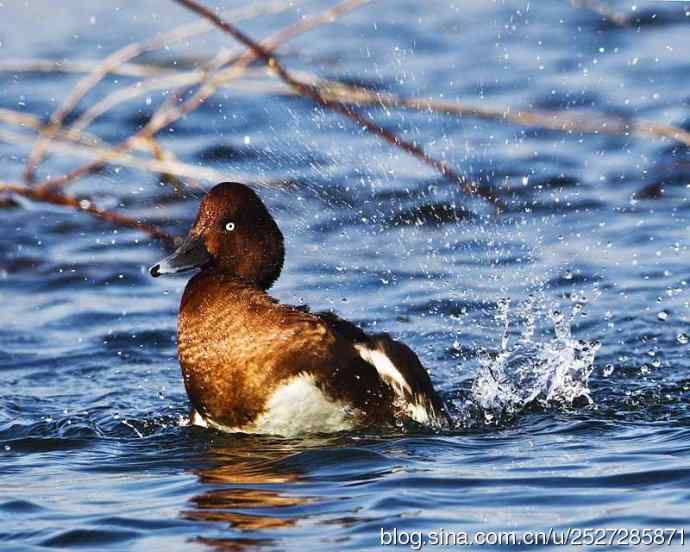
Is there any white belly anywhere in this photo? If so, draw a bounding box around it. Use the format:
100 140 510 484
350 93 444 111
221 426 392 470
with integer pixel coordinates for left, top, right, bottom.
192 373 358 436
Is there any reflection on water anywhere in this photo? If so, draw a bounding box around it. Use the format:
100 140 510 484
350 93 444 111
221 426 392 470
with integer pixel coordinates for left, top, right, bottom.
185 438 319 548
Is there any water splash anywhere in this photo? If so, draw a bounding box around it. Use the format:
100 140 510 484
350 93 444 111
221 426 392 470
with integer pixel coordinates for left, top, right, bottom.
471 294 600 423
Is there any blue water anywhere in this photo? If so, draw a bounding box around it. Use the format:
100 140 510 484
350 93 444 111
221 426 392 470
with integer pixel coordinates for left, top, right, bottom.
2 0 690 549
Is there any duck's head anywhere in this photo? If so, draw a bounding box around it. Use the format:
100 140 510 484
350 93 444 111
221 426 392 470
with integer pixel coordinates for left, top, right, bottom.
150 182 284 289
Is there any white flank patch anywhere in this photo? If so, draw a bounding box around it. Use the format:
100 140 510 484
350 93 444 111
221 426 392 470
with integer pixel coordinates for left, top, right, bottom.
355 343 432 425
355 344 412 396
252 373 356 435
198 373 356 436
190 408 208 428
405 402 431 425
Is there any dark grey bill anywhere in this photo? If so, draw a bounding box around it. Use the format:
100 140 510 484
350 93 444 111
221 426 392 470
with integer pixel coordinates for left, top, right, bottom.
149 234 211 277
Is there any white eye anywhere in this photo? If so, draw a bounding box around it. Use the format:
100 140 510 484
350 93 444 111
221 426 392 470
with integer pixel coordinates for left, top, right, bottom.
224 222 236 232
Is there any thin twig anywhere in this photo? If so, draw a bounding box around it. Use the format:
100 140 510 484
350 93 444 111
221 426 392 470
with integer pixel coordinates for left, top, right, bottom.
0 181 175 245
22 0 298 183
0 127 250 185
69 44 260 138
170 0 498 204
8 55 690 161
0 58 177 78
569 0 630 27
0 104 211 192
52 61 690 151
632 120 690 147
68 71 205 135
143 136 192 193
226 71 690 148
311 79 690 148
34 0 373 195
1 107 119 149
68 0 372 136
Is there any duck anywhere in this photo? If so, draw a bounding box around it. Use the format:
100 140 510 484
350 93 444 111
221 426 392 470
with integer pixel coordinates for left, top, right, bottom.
150 182 449 435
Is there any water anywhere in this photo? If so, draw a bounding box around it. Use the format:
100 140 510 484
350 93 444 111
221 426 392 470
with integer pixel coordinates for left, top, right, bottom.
2 0 690 549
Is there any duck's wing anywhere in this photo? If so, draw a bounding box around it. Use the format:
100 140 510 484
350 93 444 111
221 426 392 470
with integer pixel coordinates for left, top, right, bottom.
313 310 449 427
356 333 450 426
314 310 369 344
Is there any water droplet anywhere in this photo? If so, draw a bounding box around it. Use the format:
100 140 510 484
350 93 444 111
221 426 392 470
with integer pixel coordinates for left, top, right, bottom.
657 311 669 321
677 333 689 345
603 364 614 377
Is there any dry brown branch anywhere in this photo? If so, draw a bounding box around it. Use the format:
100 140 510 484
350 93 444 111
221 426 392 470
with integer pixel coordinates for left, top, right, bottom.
69 72 205 135
125 0 375 141
0 181 175 245
143 136 193 193
0 106 209 189
0 58 177 78
60 62 690 152
131 0 377 155
0 107 48 130
632 121 690 147
0 127 247 185
214 70 690 148
0 107 114 149
569 0 630 27
68 0 372 136
9 55 690 166
34 0 373 195
22 0 298 183
311 81 690 148
170 0 498 205
60 68 282 136
12 53 690 150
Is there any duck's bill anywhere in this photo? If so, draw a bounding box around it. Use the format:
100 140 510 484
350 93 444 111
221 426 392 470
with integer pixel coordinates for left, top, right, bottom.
149 235 211 277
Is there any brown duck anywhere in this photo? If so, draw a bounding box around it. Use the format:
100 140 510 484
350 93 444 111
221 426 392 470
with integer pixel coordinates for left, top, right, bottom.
151 182 448 435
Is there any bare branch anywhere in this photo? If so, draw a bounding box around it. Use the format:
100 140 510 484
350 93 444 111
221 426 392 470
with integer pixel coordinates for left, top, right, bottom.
33 0 374 195
53 61 690 151
0 127 250 185
311 79 690 148
0 106 210 189
169 0 498 205
570 0 630 27
22 0 299 183
0 181 175 245
0 58 177 78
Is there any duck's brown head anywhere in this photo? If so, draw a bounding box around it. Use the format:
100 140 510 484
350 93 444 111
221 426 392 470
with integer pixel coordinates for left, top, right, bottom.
150 182 284 289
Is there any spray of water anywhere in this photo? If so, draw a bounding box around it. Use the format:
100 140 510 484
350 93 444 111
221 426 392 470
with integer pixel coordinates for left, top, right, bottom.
470 292 601 424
